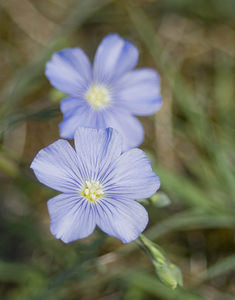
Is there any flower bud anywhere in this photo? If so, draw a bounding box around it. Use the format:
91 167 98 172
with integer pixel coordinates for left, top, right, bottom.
154 262 183 289
138 234 183 289
150 192 171 207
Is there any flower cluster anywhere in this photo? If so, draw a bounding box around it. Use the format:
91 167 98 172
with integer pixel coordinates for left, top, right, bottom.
31 34 162 244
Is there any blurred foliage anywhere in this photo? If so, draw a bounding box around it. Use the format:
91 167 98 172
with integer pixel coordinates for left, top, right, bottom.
0 0 235 299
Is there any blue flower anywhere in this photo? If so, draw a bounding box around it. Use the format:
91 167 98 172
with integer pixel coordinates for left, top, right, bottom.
46 34 162 151
31 127 160 243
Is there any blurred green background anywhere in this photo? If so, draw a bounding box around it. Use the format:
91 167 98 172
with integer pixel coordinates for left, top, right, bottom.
0 0 235 299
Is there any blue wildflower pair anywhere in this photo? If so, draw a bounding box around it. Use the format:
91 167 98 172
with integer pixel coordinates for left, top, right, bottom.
31 34 162 243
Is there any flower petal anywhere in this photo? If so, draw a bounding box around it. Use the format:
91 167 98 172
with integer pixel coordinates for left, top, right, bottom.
74 127 122 181
45 48 92 96
95 197 148 243
31 140 83 193
93 34 139 83
48 194 96 243
104 148 160 199
59 102 106 139
115 68 162 115
60 96 82 116
104 109 144 151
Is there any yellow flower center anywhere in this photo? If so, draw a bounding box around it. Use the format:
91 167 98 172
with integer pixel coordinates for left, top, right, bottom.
85 84 111 109
81 180 104 203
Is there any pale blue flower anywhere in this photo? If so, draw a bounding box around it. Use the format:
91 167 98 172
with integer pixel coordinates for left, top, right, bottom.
31 127 160 243
46 34 162 151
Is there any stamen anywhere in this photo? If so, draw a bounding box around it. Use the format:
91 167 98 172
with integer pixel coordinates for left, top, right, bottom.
81 180 104 203
85 84 111 109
